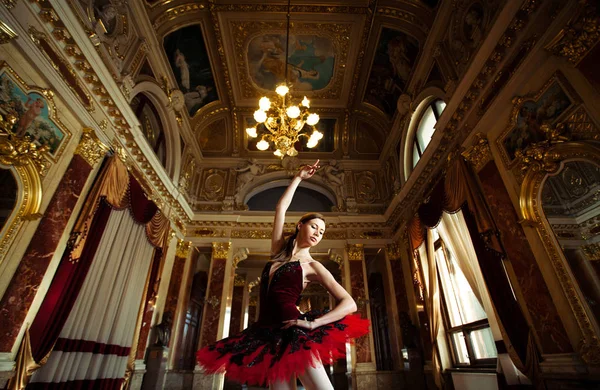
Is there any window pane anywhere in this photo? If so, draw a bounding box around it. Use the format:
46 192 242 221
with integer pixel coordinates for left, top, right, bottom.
412 142 420 168
436 246 487 327
434 99 447 116
451 331 471 364
416 106 436 152
470 327 497 360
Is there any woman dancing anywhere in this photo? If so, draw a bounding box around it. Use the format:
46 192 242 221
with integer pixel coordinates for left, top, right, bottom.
197 160 370 389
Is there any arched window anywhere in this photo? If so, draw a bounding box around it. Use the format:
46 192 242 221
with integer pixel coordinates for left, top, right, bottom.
412 99 446 168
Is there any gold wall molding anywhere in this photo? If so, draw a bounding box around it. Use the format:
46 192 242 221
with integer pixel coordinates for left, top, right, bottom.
519 140 600 364
545 1 599 65
0 114 45 266
0 20 18 44
462 133 492 172
582 243 600 262
347 243 365 261
176 239 192 258
212 242 231 260
74 127 109 167
27 0 190 229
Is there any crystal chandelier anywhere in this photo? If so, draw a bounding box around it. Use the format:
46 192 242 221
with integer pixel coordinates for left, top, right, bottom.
245 0 323 158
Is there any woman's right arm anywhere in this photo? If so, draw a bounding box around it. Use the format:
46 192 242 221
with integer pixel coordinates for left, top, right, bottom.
271 160 320 255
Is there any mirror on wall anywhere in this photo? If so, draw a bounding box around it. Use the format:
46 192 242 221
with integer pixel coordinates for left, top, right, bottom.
0 168 18 233
541 160 600 322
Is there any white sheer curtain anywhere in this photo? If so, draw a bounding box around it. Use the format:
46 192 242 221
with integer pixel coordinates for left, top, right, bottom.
31 208 155 385
437 210 529 385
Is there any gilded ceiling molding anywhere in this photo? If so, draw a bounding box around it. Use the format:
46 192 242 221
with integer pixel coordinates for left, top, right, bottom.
387 0 542 232
462 132 492 172
376 6 429 32
74 127 109 167
519 140 600 365
152 3 207 30
176 239 192 258
29 26 94 111
212 241 231 259
346 243 365 261
0 20 18 44
582 243 600 262
545 1 599 65
347 0 377 106
27 0 191 229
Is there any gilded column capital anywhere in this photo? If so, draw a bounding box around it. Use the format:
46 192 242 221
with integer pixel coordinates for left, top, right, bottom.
212 242 231 259
386 243 402 261
248 276 261 292
462 133 492 172
329 252 343 269
346 243 364 261
0 20 18 44
232 247 249 268
74 128 109 167
234 274 246 287
176 240 192 258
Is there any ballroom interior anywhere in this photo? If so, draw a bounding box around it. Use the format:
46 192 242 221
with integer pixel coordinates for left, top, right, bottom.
0 0 599 389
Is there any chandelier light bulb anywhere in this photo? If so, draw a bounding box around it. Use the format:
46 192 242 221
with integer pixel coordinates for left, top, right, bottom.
301 96 310 108
306 138 318 148
253 109 267 123
246 127 258 138
258 97 271 111
256 139 270 151
275 85 289 96
286 105 300 119
306 113 320 126
274 149 283 157
312 130 323 140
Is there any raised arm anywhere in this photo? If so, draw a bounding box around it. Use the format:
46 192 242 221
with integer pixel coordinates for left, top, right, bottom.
271 160 320 255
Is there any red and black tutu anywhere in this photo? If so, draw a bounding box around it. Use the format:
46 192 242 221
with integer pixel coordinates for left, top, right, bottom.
196 310 369 385
197 260 370 385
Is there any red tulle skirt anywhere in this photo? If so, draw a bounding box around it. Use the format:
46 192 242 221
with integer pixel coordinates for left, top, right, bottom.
196 312 369 386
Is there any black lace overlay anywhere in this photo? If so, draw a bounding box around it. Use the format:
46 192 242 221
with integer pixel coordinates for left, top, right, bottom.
208 309 349 368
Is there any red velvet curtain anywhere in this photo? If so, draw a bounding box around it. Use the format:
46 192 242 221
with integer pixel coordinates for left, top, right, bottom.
27 163 168 367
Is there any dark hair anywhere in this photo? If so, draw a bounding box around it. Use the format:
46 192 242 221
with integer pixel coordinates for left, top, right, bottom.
272 212 325 262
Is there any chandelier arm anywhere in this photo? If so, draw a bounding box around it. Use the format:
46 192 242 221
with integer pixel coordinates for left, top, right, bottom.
284 0 290 87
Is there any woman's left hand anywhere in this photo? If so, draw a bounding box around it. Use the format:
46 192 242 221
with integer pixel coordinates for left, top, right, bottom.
282 318 314 330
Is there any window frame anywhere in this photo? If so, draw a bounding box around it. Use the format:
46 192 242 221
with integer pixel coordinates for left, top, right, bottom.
434 239 497 368
412 98 445 168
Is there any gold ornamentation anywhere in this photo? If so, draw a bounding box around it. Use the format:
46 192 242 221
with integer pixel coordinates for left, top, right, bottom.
0 20 18 44
582 243 600 261
176 240 192 258
520 140 600 364
462 133 492 172
231 230 273 239
74 128 109 167
248 277 261 293
515 123 571 176
347 244 364 261
212 242 231 259
545 2 600 65
355 171 379 203
565 106 600 141
386 243 402 261
232 247 249 268
0 115 46 266
329 252 343 269
234 274 246 287
248 296 258 306
200 169 227 201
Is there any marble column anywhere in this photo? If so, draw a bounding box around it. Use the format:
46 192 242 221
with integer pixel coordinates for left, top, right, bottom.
229 274 246 335
194 242 234 390
345 244 377 389
164 240 193 370
0 129 106 355
384 243 408 367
